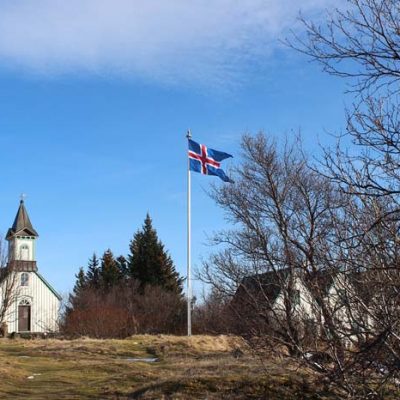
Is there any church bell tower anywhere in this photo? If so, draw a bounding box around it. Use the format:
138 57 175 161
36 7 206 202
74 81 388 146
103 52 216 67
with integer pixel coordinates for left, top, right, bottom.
6 199 39 272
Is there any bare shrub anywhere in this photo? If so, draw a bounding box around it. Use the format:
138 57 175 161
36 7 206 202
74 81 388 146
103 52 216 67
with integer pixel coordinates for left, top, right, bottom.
192 289 235 334
62 280 186 338
62 288 136 338
136 285 185 334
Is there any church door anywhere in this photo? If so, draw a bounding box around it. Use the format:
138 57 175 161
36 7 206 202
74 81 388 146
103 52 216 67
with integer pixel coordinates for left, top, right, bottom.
18 304 31 332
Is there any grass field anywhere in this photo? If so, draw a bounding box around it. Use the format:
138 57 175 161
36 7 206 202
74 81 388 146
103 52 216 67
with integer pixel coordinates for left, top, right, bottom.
0 335 346 399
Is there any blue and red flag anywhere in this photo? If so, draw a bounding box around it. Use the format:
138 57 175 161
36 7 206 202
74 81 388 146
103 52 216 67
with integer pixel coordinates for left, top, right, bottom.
188 139 233 183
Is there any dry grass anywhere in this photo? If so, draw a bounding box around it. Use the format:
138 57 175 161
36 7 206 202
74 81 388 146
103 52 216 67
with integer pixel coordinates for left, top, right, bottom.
0 335 359 399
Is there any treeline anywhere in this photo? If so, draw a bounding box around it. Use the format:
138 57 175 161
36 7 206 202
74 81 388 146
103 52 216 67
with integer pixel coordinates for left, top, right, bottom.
63 214 186 337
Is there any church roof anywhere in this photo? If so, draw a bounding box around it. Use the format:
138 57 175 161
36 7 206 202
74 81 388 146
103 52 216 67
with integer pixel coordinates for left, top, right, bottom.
234 268 291 307
6 200 39 239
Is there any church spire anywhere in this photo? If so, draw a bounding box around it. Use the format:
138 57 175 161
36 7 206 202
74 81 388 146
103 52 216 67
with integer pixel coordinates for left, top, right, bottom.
6 199 39 271
7 199 39 239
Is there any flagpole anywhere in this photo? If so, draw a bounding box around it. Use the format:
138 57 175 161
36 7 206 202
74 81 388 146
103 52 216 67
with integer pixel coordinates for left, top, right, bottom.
186 129 192 337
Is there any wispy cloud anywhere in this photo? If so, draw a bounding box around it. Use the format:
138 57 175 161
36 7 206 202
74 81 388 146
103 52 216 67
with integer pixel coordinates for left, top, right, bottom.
0 0 338 87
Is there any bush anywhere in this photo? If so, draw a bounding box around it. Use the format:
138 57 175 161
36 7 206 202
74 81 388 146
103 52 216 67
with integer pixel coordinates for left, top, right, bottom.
62 281 186 338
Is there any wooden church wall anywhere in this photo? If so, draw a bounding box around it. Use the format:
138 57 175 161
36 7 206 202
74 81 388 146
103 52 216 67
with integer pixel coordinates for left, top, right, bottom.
2 272 60 333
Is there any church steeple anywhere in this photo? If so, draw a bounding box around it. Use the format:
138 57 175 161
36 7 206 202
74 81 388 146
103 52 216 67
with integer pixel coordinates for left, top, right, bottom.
6 199 38 272
7 199 39 239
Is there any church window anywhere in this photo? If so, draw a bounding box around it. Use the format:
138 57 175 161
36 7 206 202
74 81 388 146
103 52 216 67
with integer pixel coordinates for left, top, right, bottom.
21 273 29 286
19 298 30 305
20 244 29 261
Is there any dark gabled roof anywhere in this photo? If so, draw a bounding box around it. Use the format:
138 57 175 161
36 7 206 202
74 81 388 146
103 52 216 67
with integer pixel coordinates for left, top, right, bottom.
235 268 291 306
6 200 39 239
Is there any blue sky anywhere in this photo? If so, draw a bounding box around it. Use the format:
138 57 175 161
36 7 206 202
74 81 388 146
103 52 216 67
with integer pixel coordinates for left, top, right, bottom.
0 0 348 298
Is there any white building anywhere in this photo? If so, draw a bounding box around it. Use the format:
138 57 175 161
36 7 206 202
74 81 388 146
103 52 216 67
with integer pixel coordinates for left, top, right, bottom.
0 200 60 334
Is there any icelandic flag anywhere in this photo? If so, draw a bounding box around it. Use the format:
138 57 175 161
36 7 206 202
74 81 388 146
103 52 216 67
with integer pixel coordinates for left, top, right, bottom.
188 139 233 183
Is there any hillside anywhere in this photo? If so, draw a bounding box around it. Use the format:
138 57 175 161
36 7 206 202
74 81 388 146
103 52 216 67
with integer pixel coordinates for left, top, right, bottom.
0 335 346 399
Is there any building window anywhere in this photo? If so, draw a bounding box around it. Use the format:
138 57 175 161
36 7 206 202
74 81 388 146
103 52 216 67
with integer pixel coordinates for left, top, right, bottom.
20 244 29 261
21 273 29 286
292 289 301 306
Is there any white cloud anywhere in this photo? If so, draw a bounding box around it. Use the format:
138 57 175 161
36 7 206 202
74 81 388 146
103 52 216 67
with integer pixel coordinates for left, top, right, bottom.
0 0 338 86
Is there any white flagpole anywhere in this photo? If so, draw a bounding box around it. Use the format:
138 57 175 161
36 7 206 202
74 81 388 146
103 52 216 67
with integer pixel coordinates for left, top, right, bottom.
186 129 192 336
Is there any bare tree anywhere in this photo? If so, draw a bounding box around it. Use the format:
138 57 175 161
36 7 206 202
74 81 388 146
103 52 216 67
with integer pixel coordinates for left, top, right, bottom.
200 2 400 397
201 135 339 348
201 134 400 398
289 0 400 202
291 1 400 389
0 237 19 336
290 0 400 95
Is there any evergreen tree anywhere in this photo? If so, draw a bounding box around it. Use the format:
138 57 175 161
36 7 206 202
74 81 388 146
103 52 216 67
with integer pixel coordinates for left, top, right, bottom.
85 253 100 289
128 214 183 294
100 249 121 290
67 266 87 313
73 267 87 297
116 255 129 280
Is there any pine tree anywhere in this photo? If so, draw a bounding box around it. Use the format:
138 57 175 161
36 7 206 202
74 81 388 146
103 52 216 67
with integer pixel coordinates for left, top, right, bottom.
73 267 87 297
116 255 129 280
100 249 121 290
128 214 183 295
85 253 100 289
67 266 87 313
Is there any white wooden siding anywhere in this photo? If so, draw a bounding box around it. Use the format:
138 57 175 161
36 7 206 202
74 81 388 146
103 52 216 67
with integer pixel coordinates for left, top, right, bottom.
272 276 316 319
1 271 60 333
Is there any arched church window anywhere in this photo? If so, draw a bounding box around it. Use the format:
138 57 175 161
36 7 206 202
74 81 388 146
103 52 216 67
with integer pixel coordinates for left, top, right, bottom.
19 298 30 306
21 273 29 287
20 244 29 261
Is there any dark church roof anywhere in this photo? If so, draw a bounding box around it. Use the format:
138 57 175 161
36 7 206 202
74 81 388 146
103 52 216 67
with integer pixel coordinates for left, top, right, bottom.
6 200 39 239
234 268 291 307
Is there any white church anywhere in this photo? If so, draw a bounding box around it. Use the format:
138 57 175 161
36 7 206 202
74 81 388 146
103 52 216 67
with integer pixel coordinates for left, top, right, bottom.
0 200 60 334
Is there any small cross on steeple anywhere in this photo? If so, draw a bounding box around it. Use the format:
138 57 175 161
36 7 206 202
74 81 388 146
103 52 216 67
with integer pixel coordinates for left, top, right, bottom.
20 193 27 203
